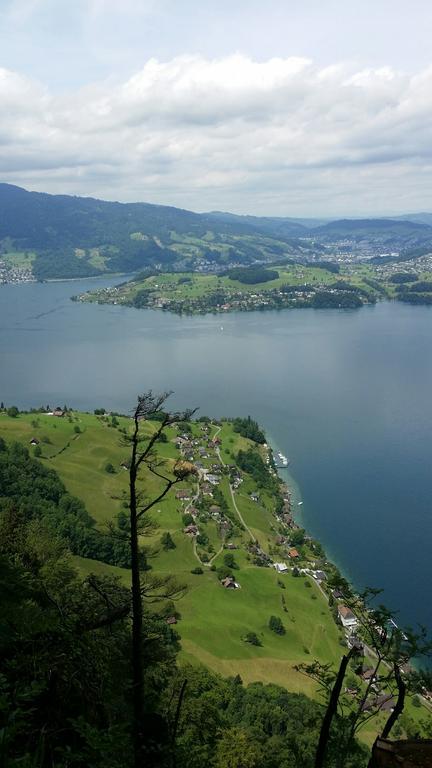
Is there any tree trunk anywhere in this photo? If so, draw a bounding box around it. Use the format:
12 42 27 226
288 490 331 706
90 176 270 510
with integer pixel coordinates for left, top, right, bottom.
315 647 355 768
381 664 406 739
130 462 144 768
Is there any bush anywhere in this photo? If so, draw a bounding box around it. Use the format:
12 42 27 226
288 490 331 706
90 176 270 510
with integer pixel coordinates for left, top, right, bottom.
269 615 285 635
74 425 81 434
223 552 238 570
244 632 262 646
7 406 19 418
33 445 42 458
104 462 115 474
191 567 203 575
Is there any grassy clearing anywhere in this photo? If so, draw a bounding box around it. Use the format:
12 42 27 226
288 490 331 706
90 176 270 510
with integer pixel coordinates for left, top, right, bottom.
1 250 36 268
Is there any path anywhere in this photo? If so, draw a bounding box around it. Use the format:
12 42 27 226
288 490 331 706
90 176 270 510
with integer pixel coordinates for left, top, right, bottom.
213 424 256 542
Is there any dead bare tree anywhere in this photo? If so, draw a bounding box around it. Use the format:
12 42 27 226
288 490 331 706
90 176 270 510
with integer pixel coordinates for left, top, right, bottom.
122 391 196 768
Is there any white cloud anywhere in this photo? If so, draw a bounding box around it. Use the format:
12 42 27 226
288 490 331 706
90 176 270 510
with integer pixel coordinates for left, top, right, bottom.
2 55 432 215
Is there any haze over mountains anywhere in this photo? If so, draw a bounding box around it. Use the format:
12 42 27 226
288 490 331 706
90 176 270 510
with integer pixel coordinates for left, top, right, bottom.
1 183 432 280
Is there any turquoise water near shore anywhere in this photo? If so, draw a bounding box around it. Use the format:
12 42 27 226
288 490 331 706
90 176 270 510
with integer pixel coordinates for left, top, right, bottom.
1 278 432 634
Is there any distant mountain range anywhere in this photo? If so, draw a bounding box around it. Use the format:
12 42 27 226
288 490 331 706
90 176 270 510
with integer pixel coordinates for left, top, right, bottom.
1 183 432 279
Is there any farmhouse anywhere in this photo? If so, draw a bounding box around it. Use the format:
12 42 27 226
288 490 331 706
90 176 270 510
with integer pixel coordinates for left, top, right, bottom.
221 576 240 589
183 524 199 536
288 548 300 559
175 489 191 501
274 562 289 573
29 437 40 445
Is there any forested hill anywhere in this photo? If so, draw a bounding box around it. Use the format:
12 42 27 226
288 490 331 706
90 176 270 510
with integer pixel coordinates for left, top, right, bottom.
2 184 432 279
0 184 312 279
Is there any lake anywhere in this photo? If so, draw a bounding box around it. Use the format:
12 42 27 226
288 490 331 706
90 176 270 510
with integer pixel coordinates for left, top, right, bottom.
1 277 432 634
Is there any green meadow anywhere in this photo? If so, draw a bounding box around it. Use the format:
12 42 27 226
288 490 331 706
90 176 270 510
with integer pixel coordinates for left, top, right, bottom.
1 407 428 742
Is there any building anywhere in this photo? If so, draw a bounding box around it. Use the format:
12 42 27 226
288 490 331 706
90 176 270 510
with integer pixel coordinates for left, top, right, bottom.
175 489 191 501
221 576 240 589
274 562 289 573
338 605 358 630
288 548 300 559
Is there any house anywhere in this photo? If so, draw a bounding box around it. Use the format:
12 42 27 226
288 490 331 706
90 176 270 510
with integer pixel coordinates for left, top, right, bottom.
209 505 221 515
313 570 327 582
53 408 64 417
175 489 191 501
250 492 260 502
338 605 358 629
29 437 40 446
347 635 364 653
206 474 220 485
201 482 213 496
288 548 300 559
226 542 238 550
332 588 344 599
221 576 240 589
183 524 198 536
360 667 376 682
375 694 396 712
211 436 222 446
166 616 177 625
274 562 289 573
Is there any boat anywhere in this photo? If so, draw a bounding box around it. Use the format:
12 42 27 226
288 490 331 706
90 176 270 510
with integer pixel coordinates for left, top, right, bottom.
298 501 303 506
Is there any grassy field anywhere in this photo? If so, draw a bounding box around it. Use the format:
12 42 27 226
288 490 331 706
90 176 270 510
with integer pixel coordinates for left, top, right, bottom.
1 250 36 269
1 408 430 742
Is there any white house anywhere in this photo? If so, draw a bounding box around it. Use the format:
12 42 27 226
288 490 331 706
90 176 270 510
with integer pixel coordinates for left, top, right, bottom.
338 605 358 630
274 562 289 574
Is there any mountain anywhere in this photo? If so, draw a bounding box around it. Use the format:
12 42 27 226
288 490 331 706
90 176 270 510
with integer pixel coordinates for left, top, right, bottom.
2 184 432 279
312 217 432 241
0 184 309 279
206 210 329 235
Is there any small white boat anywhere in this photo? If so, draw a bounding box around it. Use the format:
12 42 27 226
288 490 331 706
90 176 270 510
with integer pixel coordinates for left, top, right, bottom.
298 501 303 506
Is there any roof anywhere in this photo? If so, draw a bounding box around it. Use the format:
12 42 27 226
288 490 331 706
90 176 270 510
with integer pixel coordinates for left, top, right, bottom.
288 548 300 558
338 605 356 620
221 577 235 588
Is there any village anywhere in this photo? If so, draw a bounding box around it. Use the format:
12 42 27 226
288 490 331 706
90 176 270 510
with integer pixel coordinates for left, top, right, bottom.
167 418 432 715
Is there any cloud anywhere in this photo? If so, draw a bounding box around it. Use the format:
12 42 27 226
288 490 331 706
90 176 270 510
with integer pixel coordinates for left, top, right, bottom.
2 55 432 215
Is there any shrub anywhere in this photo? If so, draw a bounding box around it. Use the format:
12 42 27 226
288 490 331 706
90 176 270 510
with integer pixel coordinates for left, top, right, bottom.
269 615 285 635
74 425 81 434
7 406 19 418
104 462 115 474
244 632 262 646
191 567 203 575
223 552 238 570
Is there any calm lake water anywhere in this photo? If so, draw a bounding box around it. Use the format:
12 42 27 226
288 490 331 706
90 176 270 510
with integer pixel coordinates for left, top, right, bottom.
1 278 432 633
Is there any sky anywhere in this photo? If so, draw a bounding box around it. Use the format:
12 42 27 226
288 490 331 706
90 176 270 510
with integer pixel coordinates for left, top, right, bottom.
1 0 432 216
